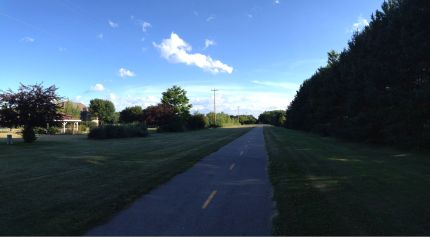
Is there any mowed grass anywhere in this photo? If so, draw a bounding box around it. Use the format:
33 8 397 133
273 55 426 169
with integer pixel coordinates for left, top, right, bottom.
264 126 430 235
0 127 252 235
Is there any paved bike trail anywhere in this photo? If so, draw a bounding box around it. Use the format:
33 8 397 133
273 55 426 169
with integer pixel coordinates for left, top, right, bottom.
87 126 274 236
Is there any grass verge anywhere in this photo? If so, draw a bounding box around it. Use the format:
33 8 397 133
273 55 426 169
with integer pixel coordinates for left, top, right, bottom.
0 127 252 235
264 126 430 235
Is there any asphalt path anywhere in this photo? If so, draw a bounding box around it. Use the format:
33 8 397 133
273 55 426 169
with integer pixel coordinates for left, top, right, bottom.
87 126 274 236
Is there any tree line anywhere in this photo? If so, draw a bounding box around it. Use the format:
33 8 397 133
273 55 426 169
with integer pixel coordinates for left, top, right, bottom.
0 83 259 142
285 0 430 148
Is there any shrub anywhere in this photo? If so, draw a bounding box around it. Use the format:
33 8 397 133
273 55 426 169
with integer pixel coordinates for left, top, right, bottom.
34 127 47 135
88 123 149 140
157 119 186 133
79 123 88 132
88 121 98 129
47 127 60 135
187 114 208 130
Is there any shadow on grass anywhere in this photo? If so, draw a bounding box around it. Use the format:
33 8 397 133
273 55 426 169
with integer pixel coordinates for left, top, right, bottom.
265 127 430 235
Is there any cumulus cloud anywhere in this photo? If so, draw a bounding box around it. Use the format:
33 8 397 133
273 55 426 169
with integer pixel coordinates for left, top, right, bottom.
204 39 216 50
106 93 159 111
108 20 119 28
21 36 35 43
274 0 280 4
141 21 151 32
153 32 233 74
91 83 105 92
118 68 136 78
351 16 369 32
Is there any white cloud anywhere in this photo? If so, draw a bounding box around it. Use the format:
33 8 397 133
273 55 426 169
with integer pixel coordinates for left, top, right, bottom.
206 15 215 22
153 32 233 74
21 36 35 43
274 0 280 4
141 21 151 32
351 16 369 32
97 33 104 39
108 20 119 28
109 93 118 101
118 68 136 78
190 90 289 117
204 39 216 50
91 83 105 92
106 93 159 111
252 80 300 90
120 83 292 117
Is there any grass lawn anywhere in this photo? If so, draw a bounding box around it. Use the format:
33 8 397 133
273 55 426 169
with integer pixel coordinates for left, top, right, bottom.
0 127 252 235
264 126 430 235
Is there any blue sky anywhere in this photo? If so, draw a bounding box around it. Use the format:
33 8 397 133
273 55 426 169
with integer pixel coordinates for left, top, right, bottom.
0 0 384 116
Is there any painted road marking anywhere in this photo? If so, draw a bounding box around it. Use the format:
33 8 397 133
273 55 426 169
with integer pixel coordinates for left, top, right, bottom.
229 163 236 170
202 190 217 209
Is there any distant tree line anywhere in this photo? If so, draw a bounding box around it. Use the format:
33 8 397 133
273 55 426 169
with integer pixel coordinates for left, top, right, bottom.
285 0 430 148
258 110 286 127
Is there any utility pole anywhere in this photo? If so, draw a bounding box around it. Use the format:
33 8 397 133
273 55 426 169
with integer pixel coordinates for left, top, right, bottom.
211 89 218 126
237 106 240 123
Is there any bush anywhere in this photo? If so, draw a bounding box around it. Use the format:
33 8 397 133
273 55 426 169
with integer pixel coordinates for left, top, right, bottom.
88 121 98 130
34 127 47 135
187 114 208 130
47 127 60 135
22 126 36 143
157 119 186 133
79 123 88 132
88 123 149 140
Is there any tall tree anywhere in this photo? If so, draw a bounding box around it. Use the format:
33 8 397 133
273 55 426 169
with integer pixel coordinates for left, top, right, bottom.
0 83 63 142
60 101 81 119
286 0 430 148
161 85 192 118
119 106 143 123
88 99 115 125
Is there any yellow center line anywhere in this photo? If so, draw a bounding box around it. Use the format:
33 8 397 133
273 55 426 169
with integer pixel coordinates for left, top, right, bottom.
229 163 236 170
202 190 217 209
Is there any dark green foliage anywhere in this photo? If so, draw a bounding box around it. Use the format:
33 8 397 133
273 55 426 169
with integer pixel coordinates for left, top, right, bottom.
88 123 149 140
187 114 208 130
34 127 47 135
258 110 286 127
286 0 430 148
79 123 87 132
47 127 60 135
119 106 143 123
22 126 36 143
161 85 192 119
0 83 63 143
158 119 186 133
88 99 115 125
238 115 257 125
